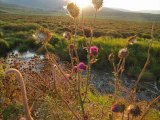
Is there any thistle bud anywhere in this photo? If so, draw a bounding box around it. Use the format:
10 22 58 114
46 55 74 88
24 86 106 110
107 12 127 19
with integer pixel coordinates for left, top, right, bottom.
67 3 80 18
108 53 114 62
127 105 142 117
62 74 71 81
118 48 128 59
69 44 75 50
92 0 103 10
111 104 121 112
73 66 78 72
78 62 86 71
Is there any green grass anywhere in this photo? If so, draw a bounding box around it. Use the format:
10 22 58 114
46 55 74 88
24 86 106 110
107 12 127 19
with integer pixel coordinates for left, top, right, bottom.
0 15 160 80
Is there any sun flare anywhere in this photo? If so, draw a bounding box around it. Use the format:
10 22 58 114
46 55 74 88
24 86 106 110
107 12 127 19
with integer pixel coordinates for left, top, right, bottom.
69 0 92 8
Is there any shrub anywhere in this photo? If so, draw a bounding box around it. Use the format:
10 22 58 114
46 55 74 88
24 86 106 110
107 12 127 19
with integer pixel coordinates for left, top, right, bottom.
0 39 10 56
0 31 3 38
2 104 23 120
141 71 156 82
2 23 40 31
127 66 141 77
17 44 28 53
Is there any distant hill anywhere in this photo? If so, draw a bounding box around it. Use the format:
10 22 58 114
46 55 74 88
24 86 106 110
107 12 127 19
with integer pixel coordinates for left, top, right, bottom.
140 10 160 14
0 0 67 10
0 0 160 22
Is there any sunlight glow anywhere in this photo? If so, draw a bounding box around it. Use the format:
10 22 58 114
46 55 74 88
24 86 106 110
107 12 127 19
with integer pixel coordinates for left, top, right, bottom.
69 0 92 8
104 0 160 11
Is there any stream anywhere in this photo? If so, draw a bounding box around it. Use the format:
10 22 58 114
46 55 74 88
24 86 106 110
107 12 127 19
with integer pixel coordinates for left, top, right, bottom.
8 50 160 101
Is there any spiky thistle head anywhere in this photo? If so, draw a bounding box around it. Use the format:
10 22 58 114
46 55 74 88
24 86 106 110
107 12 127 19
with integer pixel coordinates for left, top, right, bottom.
67 3 80 18
92 0 103 10
128 35 137 45
118 48 128 59
63 31 72 40
33 28 52 44
108 52 114 62
127 104 142 117
89 46 99 57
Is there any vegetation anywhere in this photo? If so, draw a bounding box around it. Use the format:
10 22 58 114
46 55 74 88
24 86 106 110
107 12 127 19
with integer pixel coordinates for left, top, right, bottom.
0 1 160 120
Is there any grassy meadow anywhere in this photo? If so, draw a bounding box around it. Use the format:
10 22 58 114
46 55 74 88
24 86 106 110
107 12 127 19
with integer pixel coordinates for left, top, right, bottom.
0 10 160 120
0 14 160 80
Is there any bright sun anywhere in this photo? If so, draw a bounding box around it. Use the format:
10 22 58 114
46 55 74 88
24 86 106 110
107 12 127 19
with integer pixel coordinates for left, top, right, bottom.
70 0 92 8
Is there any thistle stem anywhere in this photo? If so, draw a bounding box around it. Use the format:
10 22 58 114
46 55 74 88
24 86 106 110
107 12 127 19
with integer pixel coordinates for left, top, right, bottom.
5 68 33 120
51 66 80 120
140 96 160 120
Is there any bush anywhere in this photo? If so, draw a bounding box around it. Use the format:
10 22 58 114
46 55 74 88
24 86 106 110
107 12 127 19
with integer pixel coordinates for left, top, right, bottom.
141 71 156 82
127 66 141 77
0 31 3 38
2 23 40 31
17 44 28 53
2 104 23 120
0 39 10 56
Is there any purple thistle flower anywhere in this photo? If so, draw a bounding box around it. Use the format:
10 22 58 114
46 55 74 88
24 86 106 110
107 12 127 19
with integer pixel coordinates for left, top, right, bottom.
73 66 78 72
89 46 99 56
78 62 86 71
111 104 121 113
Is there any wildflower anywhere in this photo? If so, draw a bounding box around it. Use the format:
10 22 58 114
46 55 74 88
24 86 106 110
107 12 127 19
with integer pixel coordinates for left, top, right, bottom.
128 35 137 45
78 62 86 71
127 105 142 117
63 32 72 40
92 0 103 10
108 52 114 62
111 104 121 112
112 103 125 113
89 46 99 57
67 3 80 18
73 66 78 72
33 29 52 44
118 48 128 59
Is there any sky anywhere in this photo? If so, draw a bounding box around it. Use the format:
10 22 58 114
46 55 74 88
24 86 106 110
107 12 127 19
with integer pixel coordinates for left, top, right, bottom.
104 0 160 11
69 0 160 11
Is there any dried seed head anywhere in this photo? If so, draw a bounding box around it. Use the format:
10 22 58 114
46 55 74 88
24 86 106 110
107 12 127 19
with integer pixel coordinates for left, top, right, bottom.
67 3 80 18
63 32 72 40
128 35 137 45
127 105 142 117
92 0 103 10
118 48 128 59
119 104 126 113
33 29 52 44
108 52 114 62
84 28 91 37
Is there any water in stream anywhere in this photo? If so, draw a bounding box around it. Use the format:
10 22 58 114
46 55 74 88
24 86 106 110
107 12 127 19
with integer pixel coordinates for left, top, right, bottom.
9 50 160 101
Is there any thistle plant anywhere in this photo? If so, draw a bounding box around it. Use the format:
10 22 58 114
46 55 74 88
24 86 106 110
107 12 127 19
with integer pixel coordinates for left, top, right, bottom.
63 2 103 119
